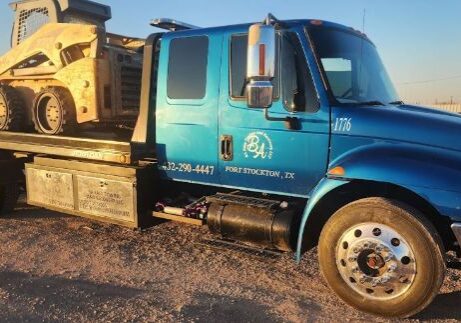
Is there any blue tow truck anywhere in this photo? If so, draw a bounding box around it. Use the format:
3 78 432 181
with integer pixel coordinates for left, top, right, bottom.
0 1 460 318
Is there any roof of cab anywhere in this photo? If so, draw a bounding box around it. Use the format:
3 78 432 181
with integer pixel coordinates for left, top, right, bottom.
156 19 357 35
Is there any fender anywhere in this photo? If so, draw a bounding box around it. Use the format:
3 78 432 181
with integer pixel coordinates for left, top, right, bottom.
330 142 461 192
296 142 461 261
330 143 461 220
296 177 349 262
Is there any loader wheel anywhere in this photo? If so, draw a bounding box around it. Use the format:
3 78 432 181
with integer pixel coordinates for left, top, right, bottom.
0 183 20 215
32 87 76 135
0 85 25 131
318 197 445 318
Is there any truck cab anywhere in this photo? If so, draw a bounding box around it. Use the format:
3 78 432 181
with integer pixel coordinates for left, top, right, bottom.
153 19 398 197
149 18 461 248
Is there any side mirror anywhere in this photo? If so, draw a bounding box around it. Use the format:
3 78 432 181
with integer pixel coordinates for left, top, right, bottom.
246 23 276 109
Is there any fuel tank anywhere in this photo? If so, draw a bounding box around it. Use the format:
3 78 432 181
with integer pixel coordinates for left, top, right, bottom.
207 200 297 252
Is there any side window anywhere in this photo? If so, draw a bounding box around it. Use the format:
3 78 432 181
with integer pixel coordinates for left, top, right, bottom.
168 36 208 100
230 34 279 99
321 58 352 99
281 33 319 113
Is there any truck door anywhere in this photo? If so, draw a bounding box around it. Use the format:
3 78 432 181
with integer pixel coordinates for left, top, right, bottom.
218 29 330 196
155 31 222 184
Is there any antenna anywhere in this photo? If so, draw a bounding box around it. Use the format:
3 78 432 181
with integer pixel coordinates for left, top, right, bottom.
264 13 279 25
362 8 366 33
262 13 287 28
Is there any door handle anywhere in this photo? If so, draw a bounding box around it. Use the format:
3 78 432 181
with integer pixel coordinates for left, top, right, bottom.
220 135 233 161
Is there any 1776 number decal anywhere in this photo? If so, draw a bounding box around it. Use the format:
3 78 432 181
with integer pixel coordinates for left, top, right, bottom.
334 118 352 132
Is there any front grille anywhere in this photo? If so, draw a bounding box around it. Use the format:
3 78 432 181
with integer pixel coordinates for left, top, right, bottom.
121 66 142 111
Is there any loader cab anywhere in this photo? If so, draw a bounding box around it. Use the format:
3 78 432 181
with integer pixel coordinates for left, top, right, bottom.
9 0 111 48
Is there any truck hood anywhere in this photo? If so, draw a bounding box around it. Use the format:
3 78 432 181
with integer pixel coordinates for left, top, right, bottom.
336 104 461 152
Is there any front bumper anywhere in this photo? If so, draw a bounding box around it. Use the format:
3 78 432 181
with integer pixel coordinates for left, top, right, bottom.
452 223 461 248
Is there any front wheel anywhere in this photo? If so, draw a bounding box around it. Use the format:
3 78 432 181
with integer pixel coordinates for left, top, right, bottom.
318 197 446 318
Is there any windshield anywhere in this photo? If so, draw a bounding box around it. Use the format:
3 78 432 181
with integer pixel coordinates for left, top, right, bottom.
308 26 399 105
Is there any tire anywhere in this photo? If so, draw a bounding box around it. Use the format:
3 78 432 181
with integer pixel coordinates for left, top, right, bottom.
318 197 446 318
32 86 76 135
0 85 25 131
0 183 20 215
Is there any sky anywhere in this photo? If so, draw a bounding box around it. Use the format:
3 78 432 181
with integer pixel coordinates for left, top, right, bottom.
0 0 460 104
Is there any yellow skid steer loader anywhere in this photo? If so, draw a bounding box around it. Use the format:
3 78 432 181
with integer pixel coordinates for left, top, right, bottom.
0 0 144 135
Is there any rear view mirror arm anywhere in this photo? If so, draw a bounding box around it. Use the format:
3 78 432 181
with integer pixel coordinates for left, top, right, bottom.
263 109 300 131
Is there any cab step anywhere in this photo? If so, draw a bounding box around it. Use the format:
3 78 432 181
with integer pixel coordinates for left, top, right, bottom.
152 211 204 226
206 193 281 210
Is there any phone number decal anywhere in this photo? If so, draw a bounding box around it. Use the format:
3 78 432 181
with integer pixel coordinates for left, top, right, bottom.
160 162 215 175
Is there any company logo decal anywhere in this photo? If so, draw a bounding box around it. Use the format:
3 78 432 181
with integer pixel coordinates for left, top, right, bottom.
243 132 273 160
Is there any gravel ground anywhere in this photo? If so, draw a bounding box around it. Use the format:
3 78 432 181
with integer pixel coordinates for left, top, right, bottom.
0 197 459 323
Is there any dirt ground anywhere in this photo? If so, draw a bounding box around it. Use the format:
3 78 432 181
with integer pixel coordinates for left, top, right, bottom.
0 197 460 323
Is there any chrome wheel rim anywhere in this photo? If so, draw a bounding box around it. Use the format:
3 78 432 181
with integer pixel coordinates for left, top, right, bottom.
336 222 417 300
0 93 7 128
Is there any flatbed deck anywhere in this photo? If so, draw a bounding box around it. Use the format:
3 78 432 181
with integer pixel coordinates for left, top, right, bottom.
0 132 136 164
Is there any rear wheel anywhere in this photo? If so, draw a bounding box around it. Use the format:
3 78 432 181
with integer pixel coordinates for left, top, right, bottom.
0 85 25 131
318 197 446 318
32 87 76 135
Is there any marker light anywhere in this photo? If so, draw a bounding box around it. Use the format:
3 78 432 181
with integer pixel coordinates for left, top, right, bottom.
310 20 323 26
328 166 345 177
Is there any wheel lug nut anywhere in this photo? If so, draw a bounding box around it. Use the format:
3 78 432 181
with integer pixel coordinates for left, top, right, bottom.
385 253 394 262
381 276 390 283
359 275 369 284
399 276 409 284
388 264 397 272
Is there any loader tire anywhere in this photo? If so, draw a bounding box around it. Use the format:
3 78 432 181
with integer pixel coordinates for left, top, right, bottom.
318 197 446 318
32 87 76 135
0 85 25 132
0 183 20 215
